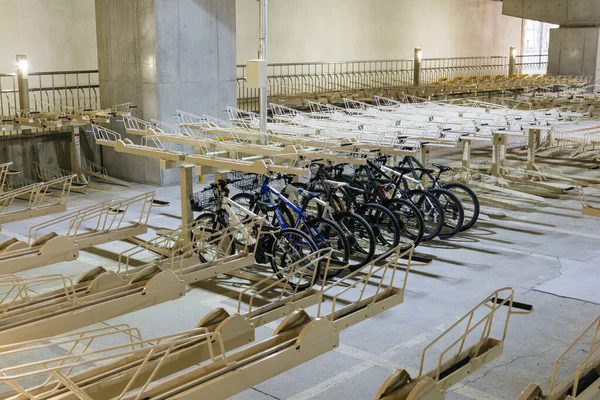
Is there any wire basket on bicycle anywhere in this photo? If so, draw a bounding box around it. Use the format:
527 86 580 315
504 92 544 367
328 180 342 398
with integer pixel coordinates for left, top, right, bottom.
191 189 215 212
230 171 265 193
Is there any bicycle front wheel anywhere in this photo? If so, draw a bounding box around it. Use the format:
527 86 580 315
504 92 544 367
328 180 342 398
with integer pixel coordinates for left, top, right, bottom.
386 198 424 251
334 211 376 271
359 203 401 259
192 212 234 263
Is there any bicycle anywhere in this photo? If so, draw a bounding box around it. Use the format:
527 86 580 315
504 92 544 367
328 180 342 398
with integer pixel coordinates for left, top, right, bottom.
191 177 319 290
280 174 376 271
396 155 480 231
333 159 443 242
291 163 406 259
228 174 350 277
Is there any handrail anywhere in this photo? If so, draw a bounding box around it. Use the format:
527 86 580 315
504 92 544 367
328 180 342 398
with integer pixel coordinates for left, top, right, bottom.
235 55 550 111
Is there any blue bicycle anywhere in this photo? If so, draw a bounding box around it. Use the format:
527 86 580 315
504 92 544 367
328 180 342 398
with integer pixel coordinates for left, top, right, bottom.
231 174 350 277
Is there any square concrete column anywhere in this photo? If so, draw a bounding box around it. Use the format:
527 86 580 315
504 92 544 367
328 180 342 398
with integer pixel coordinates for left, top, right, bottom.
95 0 236 185
548 27 600 85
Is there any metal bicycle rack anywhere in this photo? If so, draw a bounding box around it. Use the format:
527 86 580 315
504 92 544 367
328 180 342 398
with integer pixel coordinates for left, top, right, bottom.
375 288 533 400
292 95 599 212
0 216 267 345
0 175 73 230
0 192 156 274
83 158 132 188
0 244 413 399
519 316 600 400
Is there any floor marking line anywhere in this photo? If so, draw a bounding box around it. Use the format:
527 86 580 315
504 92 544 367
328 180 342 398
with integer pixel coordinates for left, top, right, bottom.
335 344 400 371
451 385 504 400
287 330 431 400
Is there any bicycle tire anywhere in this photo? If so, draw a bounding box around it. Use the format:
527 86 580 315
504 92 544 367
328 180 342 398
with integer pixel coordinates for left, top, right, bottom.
270 228 319 291
333 211 376 271
406 189 444 241
304 217 350 278
385 198 425 251
192 212 235 263
429 188 464 239
357 203 401 259
442 182 480 231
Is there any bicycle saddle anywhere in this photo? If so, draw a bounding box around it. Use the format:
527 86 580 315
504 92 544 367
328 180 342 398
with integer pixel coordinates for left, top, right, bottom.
331 163 349 169
299 189 321 199
432 163 452 172
254 200 279 213
375 177 393 184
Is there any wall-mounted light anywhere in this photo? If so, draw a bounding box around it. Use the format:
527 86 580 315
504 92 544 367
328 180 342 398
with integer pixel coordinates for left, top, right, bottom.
16 54 28 76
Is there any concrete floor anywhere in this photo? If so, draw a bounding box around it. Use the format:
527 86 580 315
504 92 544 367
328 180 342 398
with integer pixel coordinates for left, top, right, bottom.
1 146 599 400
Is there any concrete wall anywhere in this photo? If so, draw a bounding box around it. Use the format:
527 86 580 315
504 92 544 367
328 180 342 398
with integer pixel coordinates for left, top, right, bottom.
155 0 237 124
0 0 97 73
548 27 600 82
236 0 523 64
0 131 100 182
503 0 600 26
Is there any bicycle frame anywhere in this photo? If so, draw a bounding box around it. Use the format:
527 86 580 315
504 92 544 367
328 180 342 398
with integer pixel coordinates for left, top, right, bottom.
209 184 260 246
260 180 329 244
398 155 445 185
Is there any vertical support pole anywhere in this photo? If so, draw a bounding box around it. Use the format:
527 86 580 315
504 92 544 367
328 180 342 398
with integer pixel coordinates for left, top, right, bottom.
499 135 507 172
461 139 471 176
16 54 29 115
419 145 429 186
491 133 501 178
526 128 541 173
508 46 516 76
180 165 194 244
413 48 421 86
259 0 268 133
71 126 83 179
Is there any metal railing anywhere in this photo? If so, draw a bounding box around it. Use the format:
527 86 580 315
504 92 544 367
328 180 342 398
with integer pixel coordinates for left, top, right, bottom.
515 54 549 76
237 54 549 111
238 60 413 111
420 56 509 83
0 54 549 115
0 70 100 116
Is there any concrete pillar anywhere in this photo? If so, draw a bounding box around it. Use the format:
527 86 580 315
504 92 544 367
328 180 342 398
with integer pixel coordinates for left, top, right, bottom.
548 27 600 84
94 0 236 185
503 0 600 84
